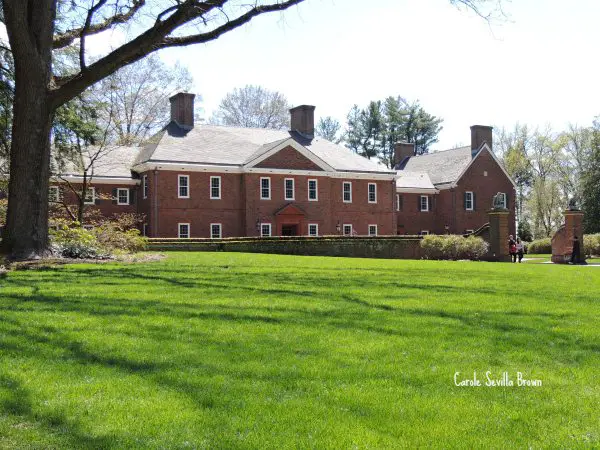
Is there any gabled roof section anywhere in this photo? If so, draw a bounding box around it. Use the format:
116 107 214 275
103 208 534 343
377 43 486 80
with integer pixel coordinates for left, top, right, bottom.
275 203 306 216
55 145 140 179
243 138 332 171
454 143 517 188
401 146 472 186
134 122 393 175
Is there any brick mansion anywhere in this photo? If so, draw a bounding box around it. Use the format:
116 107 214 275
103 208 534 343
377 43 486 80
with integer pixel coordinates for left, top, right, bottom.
52 93 516 238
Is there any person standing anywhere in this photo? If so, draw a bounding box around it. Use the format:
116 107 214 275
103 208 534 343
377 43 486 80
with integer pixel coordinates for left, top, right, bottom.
516 237 524 263
508 235 517 263
570 236 581 264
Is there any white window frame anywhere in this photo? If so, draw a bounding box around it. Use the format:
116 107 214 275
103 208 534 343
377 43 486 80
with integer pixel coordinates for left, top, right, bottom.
210 223 222 239
178 223 190 239
343 181 352 203
308 179 318 201
142 175 148 199
84 187 96 205
117 188 130 205
420 195 429 212
261 223 272 237
142 223 148 237
465 191 474 211
368 183 377 204
343 224 353 236
498 192 507 209
421 230 429 236
210 176 221 200
178 175 190 199
368 224 378 236
260 177 271 200
284 178 295 201
49 186 60 203
396 194 400 211
308 223 319 237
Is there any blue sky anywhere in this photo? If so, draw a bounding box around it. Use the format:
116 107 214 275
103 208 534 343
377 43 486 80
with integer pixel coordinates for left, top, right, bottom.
74 0 600 150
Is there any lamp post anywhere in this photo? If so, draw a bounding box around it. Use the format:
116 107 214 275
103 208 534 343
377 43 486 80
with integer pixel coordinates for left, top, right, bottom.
255 218 261 235
336 221 341 234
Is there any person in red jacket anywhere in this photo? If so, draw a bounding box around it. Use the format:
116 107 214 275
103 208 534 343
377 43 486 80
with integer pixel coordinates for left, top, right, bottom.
508 235 517 263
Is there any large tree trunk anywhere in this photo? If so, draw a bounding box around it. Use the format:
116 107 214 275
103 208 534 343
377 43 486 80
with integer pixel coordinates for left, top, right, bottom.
1 85 53 259
0 0 56 259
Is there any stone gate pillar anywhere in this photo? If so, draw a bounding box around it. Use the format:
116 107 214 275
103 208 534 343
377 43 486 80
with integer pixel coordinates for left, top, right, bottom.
487 209 511 262
551 210 585 264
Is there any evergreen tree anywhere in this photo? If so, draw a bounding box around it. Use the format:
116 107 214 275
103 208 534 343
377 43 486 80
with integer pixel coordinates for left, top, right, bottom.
316 116 343 143
582 121 600 233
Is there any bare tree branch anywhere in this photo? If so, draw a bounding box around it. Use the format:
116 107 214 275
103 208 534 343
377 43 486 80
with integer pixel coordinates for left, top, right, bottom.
53 0 146 50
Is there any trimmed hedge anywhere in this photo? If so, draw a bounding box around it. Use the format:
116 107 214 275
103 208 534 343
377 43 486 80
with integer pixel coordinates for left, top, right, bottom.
528 238 552 254
420 235 489 261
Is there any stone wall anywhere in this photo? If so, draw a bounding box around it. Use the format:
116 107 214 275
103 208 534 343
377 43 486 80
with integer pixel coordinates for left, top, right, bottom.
147 236 424 259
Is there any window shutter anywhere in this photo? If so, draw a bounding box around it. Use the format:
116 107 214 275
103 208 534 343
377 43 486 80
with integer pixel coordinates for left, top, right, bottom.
95 189 101 205
463 192 467 210
473 192 477 211
429 196 433 211
505 192 509 209
112 188 117 205
129 188 135 205
418 196 421 211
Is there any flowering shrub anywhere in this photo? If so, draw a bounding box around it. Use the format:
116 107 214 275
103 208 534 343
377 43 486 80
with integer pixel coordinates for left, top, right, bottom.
527 238 552 254
421 234 489 260
584 234 600 256
50 217 147 259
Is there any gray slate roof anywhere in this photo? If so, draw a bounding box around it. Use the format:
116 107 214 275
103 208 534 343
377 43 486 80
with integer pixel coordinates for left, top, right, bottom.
396 171 436 190
135 123 392 174
401 146 473 186
55 145 139 179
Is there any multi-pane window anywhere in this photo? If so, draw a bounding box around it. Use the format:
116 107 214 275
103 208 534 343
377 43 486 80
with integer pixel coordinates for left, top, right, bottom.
368 183 377 203
84 187 95 205
368 224 378 236
396 194 403 211
285 178 295 200
498 192 507 209
210 176 221 199
117 188 129 205
308 179 318 201
49 186 59 203
420 195 429 212
260 177 271 200
343 182 352 203
343 224 353 236
261 223 272 237
178 223 190 239
465 191 474 211
210 223 222 239
308 224 318 237
178 175 189 198
142 175 148 199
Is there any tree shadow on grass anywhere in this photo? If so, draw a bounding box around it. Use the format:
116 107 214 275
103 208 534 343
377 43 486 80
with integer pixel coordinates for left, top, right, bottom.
0 373 116 448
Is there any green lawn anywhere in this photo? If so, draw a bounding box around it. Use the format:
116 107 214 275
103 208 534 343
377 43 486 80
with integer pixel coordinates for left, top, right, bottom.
0 253 599 448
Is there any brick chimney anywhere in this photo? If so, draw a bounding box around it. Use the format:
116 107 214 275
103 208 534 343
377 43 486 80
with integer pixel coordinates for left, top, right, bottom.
290 105 316 139
470 125 493 158
170 92 195 130
394 142 415 168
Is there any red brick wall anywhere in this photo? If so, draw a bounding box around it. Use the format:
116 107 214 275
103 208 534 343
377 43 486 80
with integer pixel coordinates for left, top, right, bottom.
148 171 245 238
254 146 324 171
396 193 437 235
51 182 138 220
396 149 516 235
453 149 516 235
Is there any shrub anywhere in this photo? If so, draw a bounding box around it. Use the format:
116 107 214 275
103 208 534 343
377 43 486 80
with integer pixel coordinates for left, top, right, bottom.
50 218 147 259
421 235 489 260
92 222 147 253
584 234 600 256
528 237 552 254
50 223 107 259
